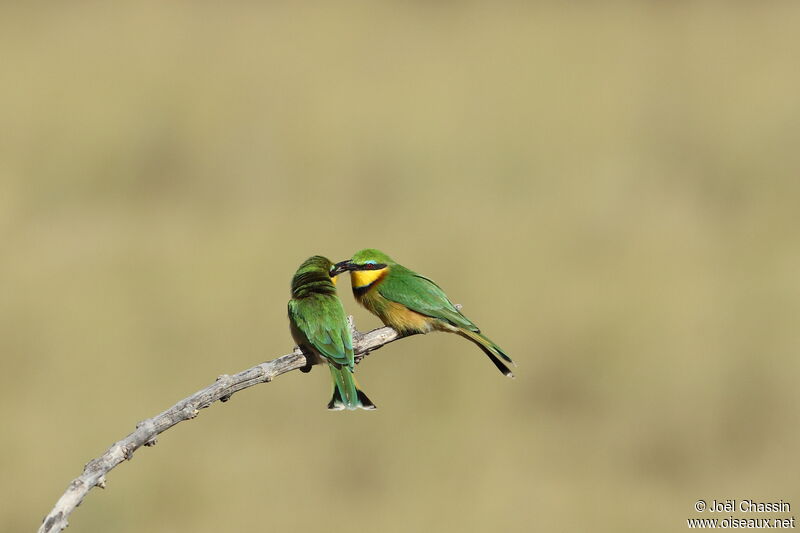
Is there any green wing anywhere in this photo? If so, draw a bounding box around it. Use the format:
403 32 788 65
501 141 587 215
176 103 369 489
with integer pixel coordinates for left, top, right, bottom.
288 296 354 369
378 265 479 332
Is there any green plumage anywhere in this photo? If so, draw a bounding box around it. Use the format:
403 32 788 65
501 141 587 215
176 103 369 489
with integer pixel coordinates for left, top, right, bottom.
345 248 515 378
377 264 477 331
288 256 375 411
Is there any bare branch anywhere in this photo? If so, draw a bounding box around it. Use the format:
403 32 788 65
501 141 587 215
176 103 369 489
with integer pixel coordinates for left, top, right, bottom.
38 321 403 533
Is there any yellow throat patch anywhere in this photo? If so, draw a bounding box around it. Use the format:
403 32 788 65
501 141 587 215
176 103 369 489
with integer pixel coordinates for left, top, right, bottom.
351 268 388 289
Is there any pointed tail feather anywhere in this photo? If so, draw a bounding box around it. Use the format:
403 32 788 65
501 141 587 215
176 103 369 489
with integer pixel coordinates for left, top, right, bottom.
356 388 377 410
457 328 515 378
327 364 377 411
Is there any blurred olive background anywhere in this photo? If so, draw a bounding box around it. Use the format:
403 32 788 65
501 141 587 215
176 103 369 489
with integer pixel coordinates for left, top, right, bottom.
3 2 800 532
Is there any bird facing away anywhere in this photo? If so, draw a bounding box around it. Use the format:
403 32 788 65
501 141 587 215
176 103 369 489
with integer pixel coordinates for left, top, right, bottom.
288 255 376 410
336 249 515 378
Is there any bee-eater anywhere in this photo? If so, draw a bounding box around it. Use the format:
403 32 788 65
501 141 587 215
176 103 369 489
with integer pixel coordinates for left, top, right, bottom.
288 255 376 410
336 249 515 378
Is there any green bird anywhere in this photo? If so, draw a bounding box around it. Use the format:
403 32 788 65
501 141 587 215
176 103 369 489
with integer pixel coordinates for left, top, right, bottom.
288 255 376 410
335 249 515 377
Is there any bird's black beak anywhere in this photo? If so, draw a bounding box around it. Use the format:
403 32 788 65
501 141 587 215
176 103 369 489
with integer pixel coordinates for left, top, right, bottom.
330 260 355 277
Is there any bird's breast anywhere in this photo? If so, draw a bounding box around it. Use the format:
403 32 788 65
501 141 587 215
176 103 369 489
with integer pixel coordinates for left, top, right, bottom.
378 301 436 334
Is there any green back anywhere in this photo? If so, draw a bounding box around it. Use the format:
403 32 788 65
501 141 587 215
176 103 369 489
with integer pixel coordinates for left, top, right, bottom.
288 255 354 369
379 264 479 332
289 296 354 368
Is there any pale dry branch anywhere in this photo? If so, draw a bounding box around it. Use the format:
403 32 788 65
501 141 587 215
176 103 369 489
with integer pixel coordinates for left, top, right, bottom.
38 321 405 533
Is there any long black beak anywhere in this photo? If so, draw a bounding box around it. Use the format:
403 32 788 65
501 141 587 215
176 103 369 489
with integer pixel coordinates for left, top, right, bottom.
330 260 355 277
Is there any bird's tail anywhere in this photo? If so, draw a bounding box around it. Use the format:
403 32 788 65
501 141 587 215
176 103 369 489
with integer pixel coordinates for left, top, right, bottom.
327 364 377 411
457 328 515 378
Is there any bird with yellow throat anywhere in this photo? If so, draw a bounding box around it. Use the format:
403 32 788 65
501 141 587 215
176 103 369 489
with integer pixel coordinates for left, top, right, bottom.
335 249 515 377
